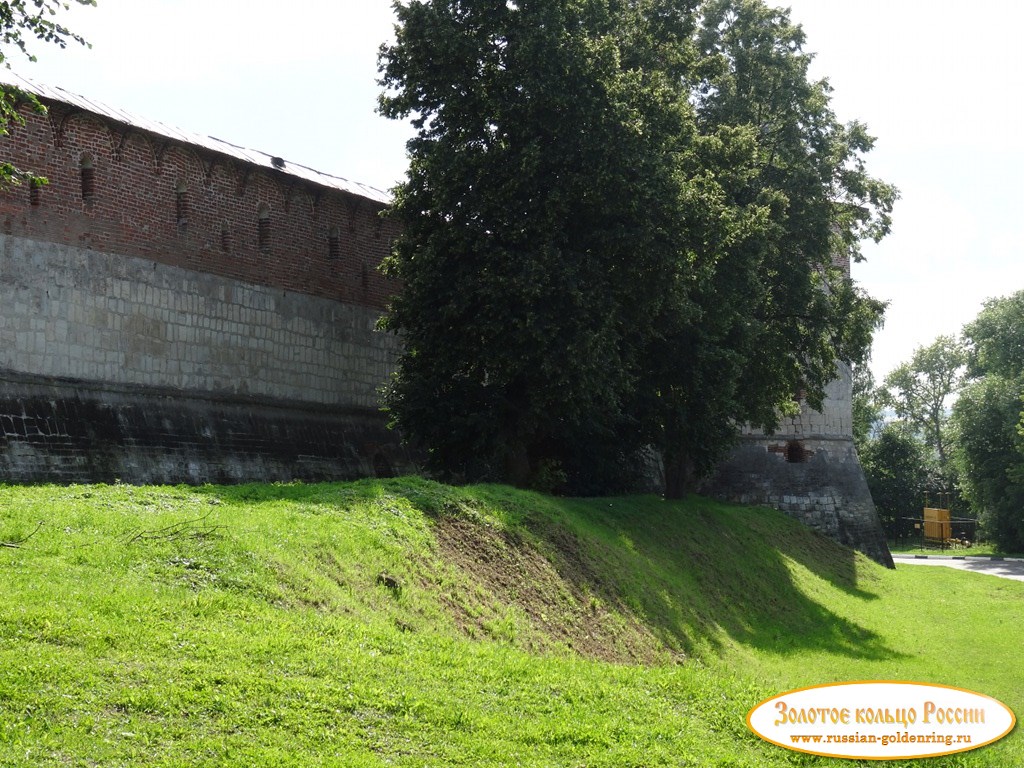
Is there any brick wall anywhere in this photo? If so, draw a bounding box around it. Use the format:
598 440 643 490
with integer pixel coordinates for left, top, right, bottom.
0 99 400 310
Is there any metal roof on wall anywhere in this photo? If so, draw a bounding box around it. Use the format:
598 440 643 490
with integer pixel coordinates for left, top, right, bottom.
0 71 392 206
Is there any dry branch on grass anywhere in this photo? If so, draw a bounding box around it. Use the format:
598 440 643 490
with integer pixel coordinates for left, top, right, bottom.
1 521 43 549
122 513 225 545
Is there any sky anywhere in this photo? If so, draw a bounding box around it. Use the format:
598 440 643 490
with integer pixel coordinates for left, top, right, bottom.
9 0 1024 381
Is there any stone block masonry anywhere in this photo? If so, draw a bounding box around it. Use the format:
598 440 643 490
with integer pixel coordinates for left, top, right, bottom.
0 233 397 409
0 231 413 483
701 363 894 568
702 436 893 567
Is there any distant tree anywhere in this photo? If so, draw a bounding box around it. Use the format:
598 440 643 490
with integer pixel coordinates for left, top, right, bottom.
962 290 1024 379
952 291 1024 551
851 361 884 452
881 336 966 470
860 422 933 542
952 376 1024 551
0 0 94 187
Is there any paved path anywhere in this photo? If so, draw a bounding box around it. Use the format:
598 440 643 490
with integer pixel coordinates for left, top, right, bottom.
892 554 1024 582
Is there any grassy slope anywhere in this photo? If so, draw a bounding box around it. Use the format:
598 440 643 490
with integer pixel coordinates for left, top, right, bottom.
0 478 1020 767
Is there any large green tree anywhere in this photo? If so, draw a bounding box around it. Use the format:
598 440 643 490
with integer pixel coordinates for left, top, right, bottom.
648 0 892 495
378 0 694 490
378 0 893 494
0 1 94 187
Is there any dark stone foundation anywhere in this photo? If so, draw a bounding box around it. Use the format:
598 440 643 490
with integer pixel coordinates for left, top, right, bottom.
0 371 414 485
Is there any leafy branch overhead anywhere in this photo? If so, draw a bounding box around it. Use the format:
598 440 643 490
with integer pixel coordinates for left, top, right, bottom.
0 0 95 186
378 0 895 496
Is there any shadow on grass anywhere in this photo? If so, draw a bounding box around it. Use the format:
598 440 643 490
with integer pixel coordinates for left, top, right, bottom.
518 493 904 661
194 478 903 663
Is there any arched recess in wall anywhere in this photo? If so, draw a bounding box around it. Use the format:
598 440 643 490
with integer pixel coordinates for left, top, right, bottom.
257 203 271 252
285 185 314 216
221 220 233 254
29 178 42 207
372 453 395 478
328 225 341 261
175 180 189 232
79 153 96 202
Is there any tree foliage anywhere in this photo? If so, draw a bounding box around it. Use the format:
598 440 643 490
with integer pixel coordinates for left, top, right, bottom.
951 291 1024 551
0 0 91 62
860 422 933 541
0 0 94 187
378 0 893 494
851 361 884 452
378 0 692 490
952 376 1024 551
643 0 892 495
962 290 1024 380
880 335 965 470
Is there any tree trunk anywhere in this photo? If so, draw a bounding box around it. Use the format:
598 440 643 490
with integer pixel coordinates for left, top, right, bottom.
664 450 696 499
503 442 532 488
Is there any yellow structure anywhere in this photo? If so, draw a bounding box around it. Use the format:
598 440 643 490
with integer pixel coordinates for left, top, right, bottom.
923 507 952 546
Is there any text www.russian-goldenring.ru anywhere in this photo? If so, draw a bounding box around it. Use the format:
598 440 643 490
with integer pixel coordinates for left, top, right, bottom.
790 732 972 748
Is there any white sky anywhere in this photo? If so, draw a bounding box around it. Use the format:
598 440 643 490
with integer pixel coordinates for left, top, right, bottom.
10 0 1024 381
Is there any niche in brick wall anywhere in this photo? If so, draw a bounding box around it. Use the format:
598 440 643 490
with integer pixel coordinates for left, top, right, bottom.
175 180 189 233
79 153 96 202
328 225 341 261
221 220 233 253
257 204 271 252
373 453 395 478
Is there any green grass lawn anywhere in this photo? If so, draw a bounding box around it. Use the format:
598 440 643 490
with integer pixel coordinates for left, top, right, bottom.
0 478 1020 766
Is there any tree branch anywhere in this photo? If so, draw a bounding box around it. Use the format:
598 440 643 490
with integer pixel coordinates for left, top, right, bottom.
1 520 43 549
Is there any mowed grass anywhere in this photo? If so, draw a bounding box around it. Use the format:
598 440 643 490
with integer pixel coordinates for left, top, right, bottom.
0 478 1020 767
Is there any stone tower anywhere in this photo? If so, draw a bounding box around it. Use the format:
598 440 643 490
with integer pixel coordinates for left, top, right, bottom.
702 364 893 567
701 251 894 568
